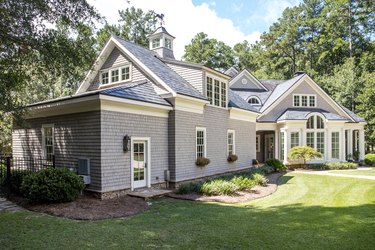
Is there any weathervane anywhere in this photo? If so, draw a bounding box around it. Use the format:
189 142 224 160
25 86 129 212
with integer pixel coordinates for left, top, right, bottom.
156 13 165 27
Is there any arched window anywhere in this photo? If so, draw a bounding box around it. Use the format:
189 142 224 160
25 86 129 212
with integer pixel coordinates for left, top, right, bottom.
306 114 325 157
247 96 261 105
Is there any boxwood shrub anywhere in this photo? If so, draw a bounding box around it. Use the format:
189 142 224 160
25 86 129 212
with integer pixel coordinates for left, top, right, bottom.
308 162 358 170
365 154 375 166
264 159 287 172
21 168 85 202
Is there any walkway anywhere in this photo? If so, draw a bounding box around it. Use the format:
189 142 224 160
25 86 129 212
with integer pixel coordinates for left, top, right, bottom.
294 169 375 181
0 197 24 212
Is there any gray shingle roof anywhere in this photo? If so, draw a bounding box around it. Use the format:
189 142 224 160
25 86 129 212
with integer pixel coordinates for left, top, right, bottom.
259 79 285 91
100 80 171 106
276 108 350 122
232 90 272 106
228 90 259 113
260 74 305 112
114 36 206 100
337 104 366 122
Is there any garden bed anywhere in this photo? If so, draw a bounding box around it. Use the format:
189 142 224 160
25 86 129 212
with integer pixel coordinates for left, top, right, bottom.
168 172 283 203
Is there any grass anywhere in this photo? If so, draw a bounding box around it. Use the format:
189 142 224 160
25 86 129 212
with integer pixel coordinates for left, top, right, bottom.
1 173 375 249
329 167 375 177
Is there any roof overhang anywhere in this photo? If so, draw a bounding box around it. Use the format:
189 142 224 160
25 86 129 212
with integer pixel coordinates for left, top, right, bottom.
229 107 258 123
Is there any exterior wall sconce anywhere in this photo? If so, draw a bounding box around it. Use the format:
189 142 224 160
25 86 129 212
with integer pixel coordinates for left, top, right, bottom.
123 135 130 152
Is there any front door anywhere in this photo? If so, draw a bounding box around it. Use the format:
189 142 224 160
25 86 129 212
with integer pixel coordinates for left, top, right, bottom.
264 134 275 161
132 140 147 189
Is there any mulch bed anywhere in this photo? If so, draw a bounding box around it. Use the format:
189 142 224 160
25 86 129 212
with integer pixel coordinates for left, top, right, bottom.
167 172 284 203
9 195 149 220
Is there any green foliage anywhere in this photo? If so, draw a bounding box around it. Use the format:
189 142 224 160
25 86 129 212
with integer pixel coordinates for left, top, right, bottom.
201 180 238 196
252 173 268 186
195 157 210 167
288 146 322 165
264 159 287 172
227 154 238 162
364 154 375 166
21 168 84 202
177 182 202 194
183 32 235 71
308 162 358 170
230 176 255 190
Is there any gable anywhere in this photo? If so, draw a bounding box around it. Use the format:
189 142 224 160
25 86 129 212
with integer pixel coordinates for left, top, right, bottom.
258 78 353 122
229 70 267 91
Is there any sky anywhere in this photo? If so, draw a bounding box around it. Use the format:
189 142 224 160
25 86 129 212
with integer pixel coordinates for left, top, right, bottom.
87 0 302 59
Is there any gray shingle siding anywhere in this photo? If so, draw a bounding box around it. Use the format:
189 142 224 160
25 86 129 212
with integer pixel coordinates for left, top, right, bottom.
169 106 256 182
100 110 169 192
166 63 204 93
12 111 102 191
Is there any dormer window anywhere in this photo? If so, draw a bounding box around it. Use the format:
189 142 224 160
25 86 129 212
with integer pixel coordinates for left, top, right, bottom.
165 38 172 49
100 64 132 85
152 38 160 48
247 97 261 106
293 94 316 107
206 75 227 108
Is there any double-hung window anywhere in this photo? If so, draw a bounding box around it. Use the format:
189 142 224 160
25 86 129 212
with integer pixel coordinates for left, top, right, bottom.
227 130 235 156
42 124 54 163
331 132 340 159
206 75 227 108
196 127 206 158
290 132 299 148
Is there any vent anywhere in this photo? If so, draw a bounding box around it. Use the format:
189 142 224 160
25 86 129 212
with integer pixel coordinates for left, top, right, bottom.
77 158 90 184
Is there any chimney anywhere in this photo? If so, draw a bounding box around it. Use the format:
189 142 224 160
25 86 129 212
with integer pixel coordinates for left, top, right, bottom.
294 71 305 77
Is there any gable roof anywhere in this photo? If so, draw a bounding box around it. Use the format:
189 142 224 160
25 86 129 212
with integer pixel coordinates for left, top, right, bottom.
338 104 366 122
275 108 350 122
224 66 239 78
228 90 259 113
229 69 268 91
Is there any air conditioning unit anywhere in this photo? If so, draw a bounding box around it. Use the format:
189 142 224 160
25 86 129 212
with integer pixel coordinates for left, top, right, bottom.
77 158 91 185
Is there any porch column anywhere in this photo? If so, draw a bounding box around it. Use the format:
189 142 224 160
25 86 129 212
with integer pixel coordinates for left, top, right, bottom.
348 129 353 158
283 130 289 164
275 129 279 161
359 129 365 161
326 128 330 161
340 128 346 161
301 128 305 146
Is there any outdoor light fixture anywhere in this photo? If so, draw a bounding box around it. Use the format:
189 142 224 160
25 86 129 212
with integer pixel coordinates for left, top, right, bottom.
123 135 130 152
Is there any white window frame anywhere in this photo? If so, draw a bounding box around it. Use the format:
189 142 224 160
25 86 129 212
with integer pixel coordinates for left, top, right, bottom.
290 132 300 148
306 114 325 157
152 38 160 48
293 94 317 107
227 130 236 156
196 127 206 158
247 96 262 106
164 38 172 49
331 131 340 159
256 134 261 153
99 64 132 86
42 124 54 162
206 74 228 108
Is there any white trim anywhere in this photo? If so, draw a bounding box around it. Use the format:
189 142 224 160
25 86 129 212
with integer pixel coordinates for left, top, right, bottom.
227 129 236 155
130 137 151 191
229 69 267 90
205 73 228 108
169 95 208 114
229 107 258 122
293 94 317 107
196 127 207 158
41 124 54 161
99 64 132 87
246 96 262 105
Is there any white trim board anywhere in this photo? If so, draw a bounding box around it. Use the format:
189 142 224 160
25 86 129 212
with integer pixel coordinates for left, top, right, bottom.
229 69 267 90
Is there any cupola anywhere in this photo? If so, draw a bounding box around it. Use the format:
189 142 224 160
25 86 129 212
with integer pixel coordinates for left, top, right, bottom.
148 14 175 59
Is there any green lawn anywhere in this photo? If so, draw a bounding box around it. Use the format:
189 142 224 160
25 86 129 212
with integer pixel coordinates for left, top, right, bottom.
1 173 375 249
329 168 375 177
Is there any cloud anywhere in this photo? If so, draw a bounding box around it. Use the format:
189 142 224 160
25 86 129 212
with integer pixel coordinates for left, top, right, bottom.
88 0 261 59
263 0 300 23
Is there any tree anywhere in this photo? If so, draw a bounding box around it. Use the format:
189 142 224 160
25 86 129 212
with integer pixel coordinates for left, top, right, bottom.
183 32 235 71
288 146 322 167
96 7 157 49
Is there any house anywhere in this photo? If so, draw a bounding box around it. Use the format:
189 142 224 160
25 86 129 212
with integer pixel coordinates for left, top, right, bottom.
12 26 366 198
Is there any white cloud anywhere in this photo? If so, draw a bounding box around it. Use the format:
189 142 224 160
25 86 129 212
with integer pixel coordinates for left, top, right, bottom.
263 0 300 23
88 0 261 59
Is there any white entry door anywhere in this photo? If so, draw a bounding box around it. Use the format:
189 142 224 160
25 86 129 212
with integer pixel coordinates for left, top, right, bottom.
264 134 275 161
132 140 147 189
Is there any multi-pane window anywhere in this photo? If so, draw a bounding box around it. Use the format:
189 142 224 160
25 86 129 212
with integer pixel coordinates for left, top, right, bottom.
317 116 324 129
152 38 160 48
294 95 316 107
111 69 119 82
165 38 172 49
306 132 314 148
307 116 314 129
101 72 109 85
196 128 206 158
101 65 131 85
206 76 227 108
280 132 285 161
291 132 299 148
121 66 130 81
227 130 235 156
331 132 340 159
248 97 260 105
316 132 325 156
42 125 54 162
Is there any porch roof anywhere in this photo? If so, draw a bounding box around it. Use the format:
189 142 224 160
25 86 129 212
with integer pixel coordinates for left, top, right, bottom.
276 108 350 122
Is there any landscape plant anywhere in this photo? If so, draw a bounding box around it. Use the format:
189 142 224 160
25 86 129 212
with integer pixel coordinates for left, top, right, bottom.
364 154 375 166
288 146 322 168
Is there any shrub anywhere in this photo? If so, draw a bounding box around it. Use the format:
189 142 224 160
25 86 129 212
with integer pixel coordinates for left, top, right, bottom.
195 157 210 167
9 170 32 194
288 146 322 167
21 168 84 202
264 159 287 172
308 162 358 170
230 176 255 190
177 182 202 194
227 154 238 162
252 173 268 186
201 179 237 196
364 154 375 166
252 159 259 166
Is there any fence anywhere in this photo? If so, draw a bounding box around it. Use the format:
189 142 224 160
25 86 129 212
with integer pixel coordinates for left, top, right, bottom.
0 155 55 196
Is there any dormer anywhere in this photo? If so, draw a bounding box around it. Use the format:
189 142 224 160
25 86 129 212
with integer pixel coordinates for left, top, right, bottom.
148 26 175 59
